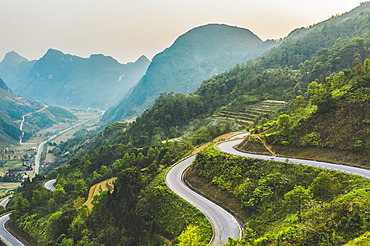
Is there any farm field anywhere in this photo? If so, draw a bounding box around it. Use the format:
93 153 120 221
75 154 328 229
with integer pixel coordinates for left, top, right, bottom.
84 177 117 211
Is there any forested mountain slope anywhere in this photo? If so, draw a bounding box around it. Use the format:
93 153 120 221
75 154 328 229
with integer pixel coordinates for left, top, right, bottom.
189 145 370 246
102 24 276 123
103 2 370 124
239 60 370 167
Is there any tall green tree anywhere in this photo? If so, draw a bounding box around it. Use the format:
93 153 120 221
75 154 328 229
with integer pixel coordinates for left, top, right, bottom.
283 185 312 220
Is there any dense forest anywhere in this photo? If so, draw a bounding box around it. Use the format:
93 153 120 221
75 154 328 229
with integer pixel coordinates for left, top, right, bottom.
10 136 212 245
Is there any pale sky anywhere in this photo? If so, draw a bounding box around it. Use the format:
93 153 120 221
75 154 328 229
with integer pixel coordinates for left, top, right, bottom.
0 0 364 63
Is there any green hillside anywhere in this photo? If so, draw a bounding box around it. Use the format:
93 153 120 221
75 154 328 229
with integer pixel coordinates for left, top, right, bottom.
0 78 77 147
103 2 370 124
189 146 370 245
239 60 370 167
216 100 286 126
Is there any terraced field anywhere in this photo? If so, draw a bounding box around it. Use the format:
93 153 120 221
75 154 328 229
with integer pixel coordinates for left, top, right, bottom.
217 100 285 125
103 121 128 138
84 177 117 211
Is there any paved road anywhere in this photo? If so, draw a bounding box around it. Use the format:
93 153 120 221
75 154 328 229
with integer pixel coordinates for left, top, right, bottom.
0 214 24 246
35 119 92 175
0 196 11 208
216 139 370 179
19 106 49 144
44 179 56 191
0 196 24 246
165 155 241 245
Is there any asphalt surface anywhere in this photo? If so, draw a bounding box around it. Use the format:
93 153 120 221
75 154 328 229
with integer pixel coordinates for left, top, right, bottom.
0 196 24 246
44 180 56 191
34 119 91 175
0 197 10 208
216 139 370 179
165 155 241 245
0 214 24 246
3 133 368 246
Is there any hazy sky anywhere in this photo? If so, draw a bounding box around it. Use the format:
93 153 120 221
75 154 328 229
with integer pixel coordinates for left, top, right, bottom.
0 0 363 63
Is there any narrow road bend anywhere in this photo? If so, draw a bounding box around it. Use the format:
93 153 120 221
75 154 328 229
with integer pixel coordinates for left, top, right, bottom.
0 195 24 246
166 156 242 245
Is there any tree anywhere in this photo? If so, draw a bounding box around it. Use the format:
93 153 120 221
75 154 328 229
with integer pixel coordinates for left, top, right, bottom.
74 179 87 196
277 114 291 129
53 187 66 203
170 126 178 138
178 225 205 246
293 95 306 112
310 171 339 205
284 185 312 221
47 211 63 238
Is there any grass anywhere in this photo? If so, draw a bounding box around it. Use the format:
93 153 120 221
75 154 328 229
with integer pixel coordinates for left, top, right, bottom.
0 159 23 175
0 183 20 196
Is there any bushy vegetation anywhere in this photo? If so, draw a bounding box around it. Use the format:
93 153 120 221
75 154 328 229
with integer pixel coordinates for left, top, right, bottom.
239 60 370 166
191 147 370 245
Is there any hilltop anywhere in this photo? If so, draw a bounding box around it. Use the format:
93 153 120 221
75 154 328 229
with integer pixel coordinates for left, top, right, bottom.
102 24 276 123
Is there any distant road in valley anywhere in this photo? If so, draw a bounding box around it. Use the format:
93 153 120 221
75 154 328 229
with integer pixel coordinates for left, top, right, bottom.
19 106 49 144
34 119 92 175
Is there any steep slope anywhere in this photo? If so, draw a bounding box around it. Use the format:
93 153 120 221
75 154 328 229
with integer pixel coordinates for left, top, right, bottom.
0 50 150 109
239 60 370 168
260 1 370 69
0 51 36 92
196 3 370 114
102 24 276 123
0 78 77 147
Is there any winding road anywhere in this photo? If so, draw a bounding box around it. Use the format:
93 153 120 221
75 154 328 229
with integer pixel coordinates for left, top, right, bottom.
215 138 370 179
0 196 24 246
44 180 56 191
166 155 241 245
2 132 370 245
19 106 49 144
166 132 370 245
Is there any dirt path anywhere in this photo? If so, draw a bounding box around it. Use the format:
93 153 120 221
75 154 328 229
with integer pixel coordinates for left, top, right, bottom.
252 134 276 156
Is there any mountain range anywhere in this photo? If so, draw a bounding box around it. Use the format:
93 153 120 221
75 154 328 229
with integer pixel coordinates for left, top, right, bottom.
102 24 277 123
0 50 150 109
